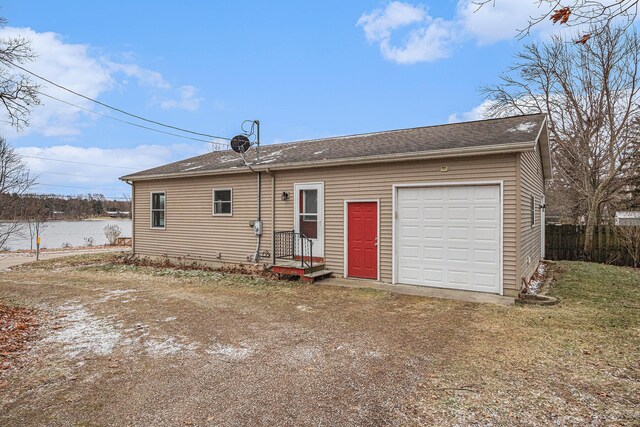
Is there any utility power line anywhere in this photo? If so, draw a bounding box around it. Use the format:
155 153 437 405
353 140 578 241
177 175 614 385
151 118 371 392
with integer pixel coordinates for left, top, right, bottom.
31 169 102 178
38 91 229 148
5 60 231 141
21 155 145 170
36 183 128 191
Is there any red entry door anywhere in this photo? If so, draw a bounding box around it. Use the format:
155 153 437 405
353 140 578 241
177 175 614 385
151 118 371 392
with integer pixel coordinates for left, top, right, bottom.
347 202 378 279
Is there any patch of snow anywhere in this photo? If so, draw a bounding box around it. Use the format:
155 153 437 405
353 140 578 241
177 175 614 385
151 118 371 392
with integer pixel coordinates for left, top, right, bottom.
206 343 253 360
258 158 277 164
289 346 322 363
507 122 537 133
313 150 324 155
183 165 203 171
45 304 121 358
95 289 139 303
528 262 547 295
365 350 384 359
162 316 177 322
296 305 312 312
218 156 240 163
144 337 199 356
263 150 283 158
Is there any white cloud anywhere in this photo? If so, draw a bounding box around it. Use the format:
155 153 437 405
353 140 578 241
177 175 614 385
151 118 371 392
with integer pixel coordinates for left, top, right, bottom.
0 27 204 138
448 99 494 123
457 0 549 45
106 62 170 89
358 1 573 63
154 85 203 111
357 2 457 64
17 143 209 196
358 1 427 42
380 18 458 64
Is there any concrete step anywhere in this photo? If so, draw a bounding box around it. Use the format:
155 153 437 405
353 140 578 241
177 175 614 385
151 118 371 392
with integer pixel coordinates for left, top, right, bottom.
302 269 333 283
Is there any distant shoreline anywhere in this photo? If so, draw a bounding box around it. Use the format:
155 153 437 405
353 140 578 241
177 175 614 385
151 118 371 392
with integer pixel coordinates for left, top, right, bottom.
0 243 131 255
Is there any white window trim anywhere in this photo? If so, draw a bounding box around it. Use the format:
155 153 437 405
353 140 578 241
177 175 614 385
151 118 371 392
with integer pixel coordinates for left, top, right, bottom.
391 181 504 296
531 194 536 228
212 188 233 216
150 191 166 230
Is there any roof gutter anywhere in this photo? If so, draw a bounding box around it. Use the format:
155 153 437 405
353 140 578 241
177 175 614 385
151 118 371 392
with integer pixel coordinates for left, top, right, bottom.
119 140 536 182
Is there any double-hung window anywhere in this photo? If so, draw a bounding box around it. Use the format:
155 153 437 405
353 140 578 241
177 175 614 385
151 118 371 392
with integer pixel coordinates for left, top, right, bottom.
213 189 232 216
151 192 166 228
530 195 536 227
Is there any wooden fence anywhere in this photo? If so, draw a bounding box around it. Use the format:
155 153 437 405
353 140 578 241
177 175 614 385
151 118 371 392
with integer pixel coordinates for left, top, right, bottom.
545 224 638 267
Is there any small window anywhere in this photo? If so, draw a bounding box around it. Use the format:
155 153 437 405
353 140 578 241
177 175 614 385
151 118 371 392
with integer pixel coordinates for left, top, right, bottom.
213 189 232 216
151 192 165 228
530 195 535 227
299 189 318 238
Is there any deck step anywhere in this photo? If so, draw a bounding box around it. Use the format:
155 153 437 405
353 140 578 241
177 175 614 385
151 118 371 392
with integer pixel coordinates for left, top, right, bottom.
272 263 325 276
302 269 333 283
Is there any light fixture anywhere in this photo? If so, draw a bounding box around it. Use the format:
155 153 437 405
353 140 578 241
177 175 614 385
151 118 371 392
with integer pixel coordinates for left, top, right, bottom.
281 192 290 201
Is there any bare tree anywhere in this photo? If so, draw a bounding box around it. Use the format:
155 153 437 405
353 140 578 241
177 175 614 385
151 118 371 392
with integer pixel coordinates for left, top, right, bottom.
483 27 640 258
618 225 640 268
0 17 40 130
476 1 639 43
0 138 35 249
23 196 49 253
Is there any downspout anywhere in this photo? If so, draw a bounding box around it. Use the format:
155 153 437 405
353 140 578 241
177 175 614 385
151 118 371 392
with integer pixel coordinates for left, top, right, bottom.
265 168 276 266
253 171 261 263
252 120 262 263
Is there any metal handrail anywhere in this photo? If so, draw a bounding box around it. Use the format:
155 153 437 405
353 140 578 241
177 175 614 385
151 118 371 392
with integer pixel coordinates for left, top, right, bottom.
274 230 313 269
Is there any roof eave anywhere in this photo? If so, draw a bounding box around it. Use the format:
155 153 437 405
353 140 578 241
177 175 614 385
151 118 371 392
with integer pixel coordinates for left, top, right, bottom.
119 140 537 182
535 116 553 181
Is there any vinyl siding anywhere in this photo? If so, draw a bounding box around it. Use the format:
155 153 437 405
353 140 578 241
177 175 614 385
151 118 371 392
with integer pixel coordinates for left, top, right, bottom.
133 173 272 265
518 143 545 285
133 153 520 295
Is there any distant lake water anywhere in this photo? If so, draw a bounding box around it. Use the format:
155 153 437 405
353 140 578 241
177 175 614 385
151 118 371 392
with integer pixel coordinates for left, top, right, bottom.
3 219 132 251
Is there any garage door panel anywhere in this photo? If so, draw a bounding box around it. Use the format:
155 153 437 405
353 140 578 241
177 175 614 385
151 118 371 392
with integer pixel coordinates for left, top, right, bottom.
474 227 499 241
447 226 470 240
396 185 501 294
475 206 499 221
448 207 471 220
474 186 500 202
423 226 443 239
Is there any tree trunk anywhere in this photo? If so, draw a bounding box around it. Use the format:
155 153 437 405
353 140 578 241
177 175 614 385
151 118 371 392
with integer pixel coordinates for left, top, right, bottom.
583 201 600 260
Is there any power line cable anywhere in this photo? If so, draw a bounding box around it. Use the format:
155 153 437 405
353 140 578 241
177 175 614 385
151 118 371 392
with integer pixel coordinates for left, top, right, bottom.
36 183 128 191
38 91 229 148
21 155 145 170
31 169 101 178
5 60 231 141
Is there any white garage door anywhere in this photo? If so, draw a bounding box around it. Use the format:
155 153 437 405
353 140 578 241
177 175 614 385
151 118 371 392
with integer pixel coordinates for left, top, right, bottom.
396 185 501 294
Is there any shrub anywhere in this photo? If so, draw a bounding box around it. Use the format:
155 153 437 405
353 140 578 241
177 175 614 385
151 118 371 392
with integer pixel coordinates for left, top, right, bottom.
618 226 640 269
103 224 122 245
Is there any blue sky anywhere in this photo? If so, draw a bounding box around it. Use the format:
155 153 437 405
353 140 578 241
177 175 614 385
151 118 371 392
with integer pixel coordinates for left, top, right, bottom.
2 1 560 198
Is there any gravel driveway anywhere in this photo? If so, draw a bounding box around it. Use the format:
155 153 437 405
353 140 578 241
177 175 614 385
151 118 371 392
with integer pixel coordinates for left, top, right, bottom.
0 254 638 426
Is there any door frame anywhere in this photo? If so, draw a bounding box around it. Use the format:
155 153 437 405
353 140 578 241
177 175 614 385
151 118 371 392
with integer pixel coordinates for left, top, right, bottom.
293 182 324 257
343 199 380 281
391 181 504 295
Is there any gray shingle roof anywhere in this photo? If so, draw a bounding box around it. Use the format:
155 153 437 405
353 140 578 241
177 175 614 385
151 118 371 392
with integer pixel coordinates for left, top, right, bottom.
121 113 546 180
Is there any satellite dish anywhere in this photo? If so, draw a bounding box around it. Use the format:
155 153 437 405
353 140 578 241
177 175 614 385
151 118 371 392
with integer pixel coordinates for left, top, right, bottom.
231 135 251 153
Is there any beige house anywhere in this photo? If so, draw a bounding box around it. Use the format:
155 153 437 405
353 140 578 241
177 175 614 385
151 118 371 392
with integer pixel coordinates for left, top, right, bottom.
121 114 551 296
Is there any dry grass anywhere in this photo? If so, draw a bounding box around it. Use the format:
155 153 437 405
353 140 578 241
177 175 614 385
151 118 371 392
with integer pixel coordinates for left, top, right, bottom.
0 254 638 426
